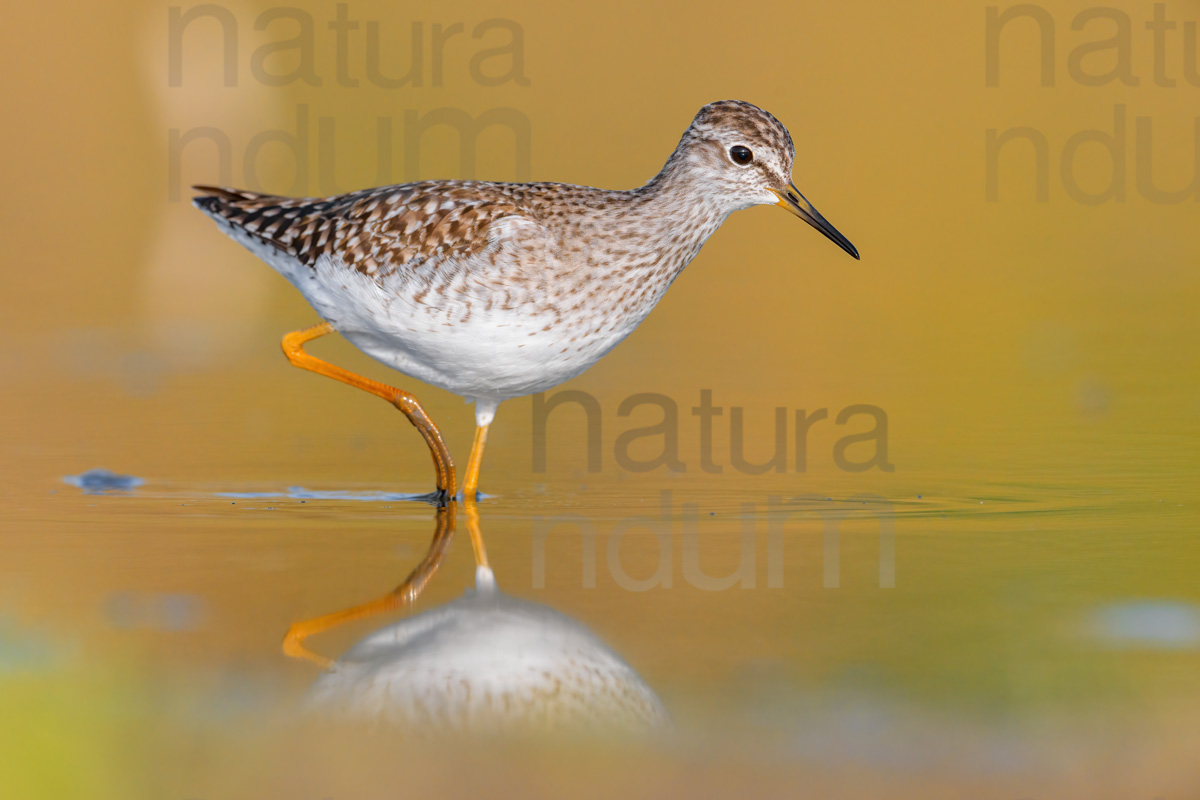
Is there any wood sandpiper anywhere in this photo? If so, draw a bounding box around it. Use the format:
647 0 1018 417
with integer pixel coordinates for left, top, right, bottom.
194 100 859 502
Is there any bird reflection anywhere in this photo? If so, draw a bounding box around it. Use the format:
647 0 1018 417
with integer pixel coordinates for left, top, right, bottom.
283 504 668 736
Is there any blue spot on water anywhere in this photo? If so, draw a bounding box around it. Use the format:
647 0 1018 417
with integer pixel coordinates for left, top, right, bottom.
106 592 206 631
63 468 144 494
0 618 64 672
1088 601 1200 649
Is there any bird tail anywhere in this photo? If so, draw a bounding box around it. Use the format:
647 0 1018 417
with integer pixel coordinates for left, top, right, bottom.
191 185 311 257
191 184 283 219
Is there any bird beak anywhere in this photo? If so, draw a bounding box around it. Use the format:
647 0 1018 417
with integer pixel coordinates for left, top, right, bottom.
772 185 860 260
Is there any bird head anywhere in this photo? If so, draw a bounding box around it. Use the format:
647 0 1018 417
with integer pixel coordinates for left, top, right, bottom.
674 99 859 259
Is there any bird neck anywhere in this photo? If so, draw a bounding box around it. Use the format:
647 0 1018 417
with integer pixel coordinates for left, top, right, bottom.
635 143 718 206
618 157 732 275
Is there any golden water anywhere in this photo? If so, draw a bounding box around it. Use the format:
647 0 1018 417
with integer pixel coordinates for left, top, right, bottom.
3 0 1199 796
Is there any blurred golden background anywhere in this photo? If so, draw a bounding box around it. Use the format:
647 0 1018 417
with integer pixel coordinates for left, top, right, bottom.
2 0 1198 797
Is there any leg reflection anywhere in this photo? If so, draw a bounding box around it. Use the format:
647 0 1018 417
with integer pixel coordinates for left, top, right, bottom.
282 504 459 668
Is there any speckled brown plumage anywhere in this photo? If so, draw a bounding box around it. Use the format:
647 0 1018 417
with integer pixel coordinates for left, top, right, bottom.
194 182 539 279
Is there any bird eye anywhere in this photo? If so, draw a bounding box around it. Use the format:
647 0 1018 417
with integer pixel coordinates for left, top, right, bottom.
729 145 753 165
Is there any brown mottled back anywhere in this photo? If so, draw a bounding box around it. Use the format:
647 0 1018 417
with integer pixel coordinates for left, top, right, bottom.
193 182 536 279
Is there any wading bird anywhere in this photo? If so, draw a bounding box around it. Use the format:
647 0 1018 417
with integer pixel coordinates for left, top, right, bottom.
194 100 858 501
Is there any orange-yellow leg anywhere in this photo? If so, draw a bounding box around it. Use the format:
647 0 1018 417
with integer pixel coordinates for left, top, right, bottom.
281 322 456 502
463 501 489 569
283 504 457 667
462 423 489 501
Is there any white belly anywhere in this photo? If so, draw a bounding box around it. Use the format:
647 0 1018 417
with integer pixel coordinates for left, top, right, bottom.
283 250 636 403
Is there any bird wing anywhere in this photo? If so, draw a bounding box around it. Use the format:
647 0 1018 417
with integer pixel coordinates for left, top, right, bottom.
192 182 552 280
